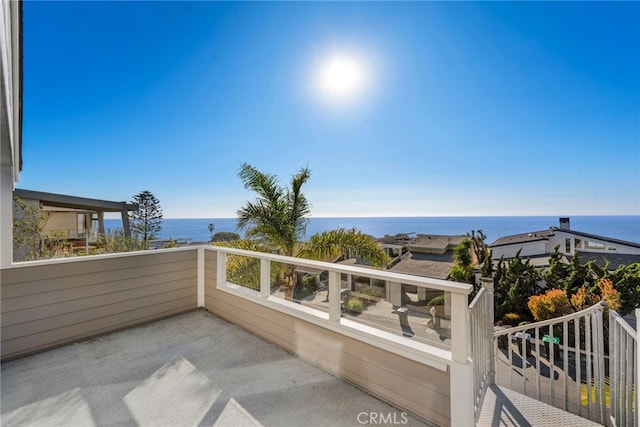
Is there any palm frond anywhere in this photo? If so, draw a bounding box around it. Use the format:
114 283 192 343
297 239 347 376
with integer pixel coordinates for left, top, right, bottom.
238 163 283 205
299 228 391 267
288 167 311 241
236 163 311 256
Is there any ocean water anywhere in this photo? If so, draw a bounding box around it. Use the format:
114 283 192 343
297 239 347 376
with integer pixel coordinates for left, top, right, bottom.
103 216 640 245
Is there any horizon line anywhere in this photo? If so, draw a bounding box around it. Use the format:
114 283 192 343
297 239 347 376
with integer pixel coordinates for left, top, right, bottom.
132 214 640 220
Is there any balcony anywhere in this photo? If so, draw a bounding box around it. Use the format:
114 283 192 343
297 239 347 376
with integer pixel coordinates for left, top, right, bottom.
1 246 637 426
1 246 470 426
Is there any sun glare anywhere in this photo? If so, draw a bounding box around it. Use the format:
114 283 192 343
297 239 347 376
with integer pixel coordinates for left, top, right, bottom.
318 54 367 101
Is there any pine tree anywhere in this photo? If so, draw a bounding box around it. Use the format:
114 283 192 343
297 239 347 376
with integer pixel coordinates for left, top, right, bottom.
130 191 163 248
542 245 571 290
480 249 494 278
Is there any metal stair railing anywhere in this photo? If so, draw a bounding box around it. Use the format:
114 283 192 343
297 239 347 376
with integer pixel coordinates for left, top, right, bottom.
609 309 638 427
469 278 495 421
493 302 607 425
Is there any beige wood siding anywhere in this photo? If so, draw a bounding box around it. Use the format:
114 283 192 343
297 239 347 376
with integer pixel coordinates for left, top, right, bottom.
203 250 450 426
1 250 198 360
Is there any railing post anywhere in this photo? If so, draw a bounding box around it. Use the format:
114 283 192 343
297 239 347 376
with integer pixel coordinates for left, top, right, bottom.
482 277 495 385
388 281 402 307
216 251 226 288
197 247 205 307
450 291 474 427
260 258 271 298
328 271 341 322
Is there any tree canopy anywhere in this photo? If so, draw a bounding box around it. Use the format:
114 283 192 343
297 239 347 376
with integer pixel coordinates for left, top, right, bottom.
233 163 390 298
130 190 163 248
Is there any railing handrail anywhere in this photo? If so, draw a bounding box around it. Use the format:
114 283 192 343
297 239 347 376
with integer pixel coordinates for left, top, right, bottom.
468 287 487 309
210 245 473 294
493 301 607 337
610 309 638 339
7 245 201 268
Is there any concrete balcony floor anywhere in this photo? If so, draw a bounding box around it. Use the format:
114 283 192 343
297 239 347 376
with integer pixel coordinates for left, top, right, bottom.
1 310 433 427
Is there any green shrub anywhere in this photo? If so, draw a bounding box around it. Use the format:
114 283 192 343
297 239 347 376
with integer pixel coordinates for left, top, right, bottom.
355 283 383 298
347 297 365 313
295 274 320 300
364 286 383 298
427 294 445 307
502 312 521 325
302 274 319 291
162 238 178 249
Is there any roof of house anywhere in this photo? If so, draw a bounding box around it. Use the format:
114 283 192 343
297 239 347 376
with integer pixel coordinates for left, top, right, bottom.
572 251 640 270
388 250 455 279
406 234 467 253
14 189 137 212
489 227 640 250
492 253 568 268
489 229 555 248
376 233 415 245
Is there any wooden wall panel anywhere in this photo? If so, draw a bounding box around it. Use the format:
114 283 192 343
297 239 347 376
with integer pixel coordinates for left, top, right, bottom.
1 250 198 360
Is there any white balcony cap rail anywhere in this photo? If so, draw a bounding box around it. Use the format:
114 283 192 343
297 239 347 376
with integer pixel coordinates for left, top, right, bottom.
610 310 637 338
8 245 200 267
211 245 473 295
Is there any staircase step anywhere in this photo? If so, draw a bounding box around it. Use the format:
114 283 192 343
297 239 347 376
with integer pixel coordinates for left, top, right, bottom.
477 385 603 426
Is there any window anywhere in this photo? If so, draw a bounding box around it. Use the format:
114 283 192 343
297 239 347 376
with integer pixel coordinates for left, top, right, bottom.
77 213 86 238
76 213 85 232
565 238 571 253
574 238 582 249
586 241 605 250
608 246 617 251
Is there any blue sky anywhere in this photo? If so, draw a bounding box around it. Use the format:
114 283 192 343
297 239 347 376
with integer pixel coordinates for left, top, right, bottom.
19 1 640 218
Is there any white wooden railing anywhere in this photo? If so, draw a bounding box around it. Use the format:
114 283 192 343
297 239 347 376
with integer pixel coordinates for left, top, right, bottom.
210 246 475 426
609 309 638 427
468 278 495 420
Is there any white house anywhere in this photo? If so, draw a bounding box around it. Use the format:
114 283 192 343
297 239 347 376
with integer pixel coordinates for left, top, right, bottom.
489 217 640 260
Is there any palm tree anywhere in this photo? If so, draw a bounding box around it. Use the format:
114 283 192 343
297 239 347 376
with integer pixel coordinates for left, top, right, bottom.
237 163 311 257
208 223 215 242
466 229 488 265
235 163 390 299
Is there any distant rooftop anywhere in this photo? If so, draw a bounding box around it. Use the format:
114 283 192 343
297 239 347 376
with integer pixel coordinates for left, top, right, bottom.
573 251 640 270
406 235 467 254
14 188 137 213
489 229 555 248
389 250 454 280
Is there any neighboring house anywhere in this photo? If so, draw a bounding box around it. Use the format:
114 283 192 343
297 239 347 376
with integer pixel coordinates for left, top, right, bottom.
13 188 138 247
389 234 467 280
377 233 415 258
335 235 469 310
488 217 640 271
489 217 640 260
